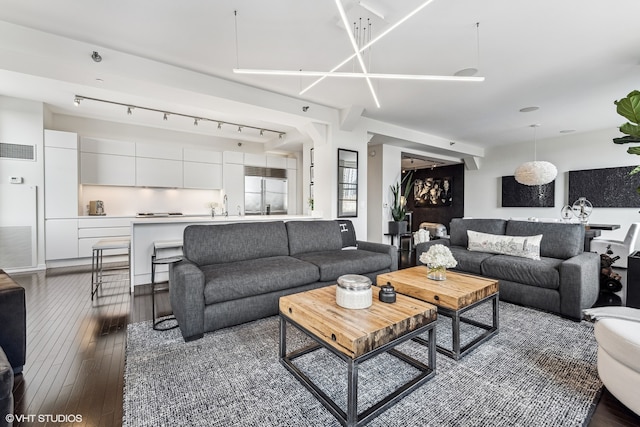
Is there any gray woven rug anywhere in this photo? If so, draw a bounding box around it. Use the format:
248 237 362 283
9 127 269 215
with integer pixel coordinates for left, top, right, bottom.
123 301 601 427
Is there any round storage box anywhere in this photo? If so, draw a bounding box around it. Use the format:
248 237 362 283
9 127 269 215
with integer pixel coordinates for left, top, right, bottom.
336 274 372 309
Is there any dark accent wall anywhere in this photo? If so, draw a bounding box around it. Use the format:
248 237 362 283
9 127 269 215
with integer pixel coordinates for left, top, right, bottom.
405 163 465 233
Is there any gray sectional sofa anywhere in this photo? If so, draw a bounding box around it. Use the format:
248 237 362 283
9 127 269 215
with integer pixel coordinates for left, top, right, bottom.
170 220 397 341
415 218 600 320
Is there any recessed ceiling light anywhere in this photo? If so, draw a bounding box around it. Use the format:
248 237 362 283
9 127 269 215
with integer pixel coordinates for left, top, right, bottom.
560 129 576 133
519 106 540 113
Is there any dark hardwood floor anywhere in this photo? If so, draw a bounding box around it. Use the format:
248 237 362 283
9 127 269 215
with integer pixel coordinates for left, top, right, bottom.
7 259 640 426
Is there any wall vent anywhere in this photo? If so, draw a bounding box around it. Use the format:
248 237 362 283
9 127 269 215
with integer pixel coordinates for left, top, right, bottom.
0 142 36 161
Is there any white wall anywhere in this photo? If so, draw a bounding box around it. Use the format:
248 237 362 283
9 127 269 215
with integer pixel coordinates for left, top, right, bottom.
0 96 45 268
466 127 638 240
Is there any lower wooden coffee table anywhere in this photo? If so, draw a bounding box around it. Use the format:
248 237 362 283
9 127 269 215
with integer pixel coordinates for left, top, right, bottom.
378 266 499 360
279 285 437 427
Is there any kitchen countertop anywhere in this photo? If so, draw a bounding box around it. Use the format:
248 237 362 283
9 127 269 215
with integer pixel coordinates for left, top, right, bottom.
130 214 314 225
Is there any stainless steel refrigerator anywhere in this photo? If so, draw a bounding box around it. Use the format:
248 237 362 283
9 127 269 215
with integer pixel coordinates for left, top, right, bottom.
244 166 288 215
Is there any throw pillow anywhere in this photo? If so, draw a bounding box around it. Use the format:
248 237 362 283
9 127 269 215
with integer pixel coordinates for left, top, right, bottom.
336 220 358 250
467 230 542 260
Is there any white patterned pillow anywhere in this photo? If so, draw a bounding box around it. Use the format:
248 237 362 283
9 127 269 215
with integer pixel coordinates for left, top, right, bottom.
467 230 542 260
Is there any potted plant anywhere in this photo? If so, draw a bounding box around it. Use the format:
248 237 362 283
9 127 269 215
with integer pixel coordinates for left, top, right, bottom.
613 90 640 192
389 172 413 234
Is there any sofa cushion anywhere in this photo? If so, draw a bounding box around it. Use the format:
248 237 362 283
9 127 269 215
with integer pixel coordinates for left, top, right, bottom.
449 246 495 275
184 221 289 266
202 256 320 305
449 218 508 247
294 250 392 282
286 221 343 255
481 255 562 290
335 219 358 249
506 221 584 259
467 230 542 260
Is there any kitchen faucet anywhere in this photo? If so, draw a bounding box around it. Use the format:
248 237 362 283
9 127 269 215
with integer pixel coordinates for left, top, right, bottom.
223 195 228 217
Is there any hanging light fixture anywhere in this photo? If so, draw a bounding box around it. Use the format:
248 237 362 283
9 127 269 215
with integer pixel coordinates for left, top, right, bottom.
514 124 557 186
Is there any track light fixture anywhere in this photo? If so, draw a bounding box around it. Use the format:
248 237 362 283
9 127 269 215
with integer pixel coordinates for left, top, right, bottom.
73 95 286 139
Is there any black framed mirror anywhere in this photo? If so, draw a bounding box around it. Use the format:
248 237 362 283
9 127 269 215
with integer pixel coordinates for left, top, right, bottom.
337 149 358 217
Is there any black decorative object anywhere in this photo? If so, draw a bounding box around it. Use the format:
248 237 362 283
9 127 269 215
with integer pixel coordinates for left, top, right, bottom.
501 176 555 207
379 283 396 303
569 166 640 207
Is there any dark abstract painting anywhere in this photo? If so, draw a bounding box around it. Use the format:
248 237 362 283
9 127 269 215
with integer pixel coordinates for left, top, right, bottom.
501 176 555 207
568 166 640 207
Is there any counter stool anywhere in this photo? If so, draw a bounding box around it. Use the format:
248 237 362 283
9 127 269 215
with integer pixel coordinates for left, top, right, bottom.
151 240 183 331
91 238 131 300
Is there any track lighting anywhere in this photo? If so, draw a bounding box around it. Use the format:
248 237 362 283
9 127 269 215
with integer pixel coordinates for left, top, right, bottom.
73 95 286 138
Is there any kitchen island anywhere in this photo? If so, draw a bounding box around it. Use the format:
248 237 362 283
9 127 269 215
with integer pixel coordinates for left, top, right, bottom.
130 214 316 289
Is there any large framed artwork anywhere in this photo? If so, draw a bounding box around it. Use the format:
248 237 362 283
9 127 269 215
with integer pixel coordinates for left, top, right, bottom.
568 166 640 207
501 176 555 207
413 177 452 207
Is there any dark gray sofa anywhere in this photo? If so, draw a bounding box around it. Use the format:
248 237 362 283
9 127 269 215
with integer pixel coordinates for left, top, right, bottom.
170 220 397 341
415 218 599 320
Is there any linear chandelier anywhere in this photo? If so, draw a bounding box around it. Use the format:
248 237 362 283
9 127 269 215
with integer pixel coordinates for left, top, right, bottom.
232 0 484 107
73 95 286 139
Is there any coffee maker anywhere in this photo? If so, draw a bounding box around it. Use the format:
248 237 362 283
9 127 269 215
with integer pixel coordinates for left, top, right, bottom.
89 200 105 216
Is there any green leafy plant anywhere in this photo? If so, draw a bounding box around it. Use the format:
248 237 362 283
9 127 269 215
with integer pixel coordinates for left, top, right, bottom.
613 90 640 191
390 172 413 221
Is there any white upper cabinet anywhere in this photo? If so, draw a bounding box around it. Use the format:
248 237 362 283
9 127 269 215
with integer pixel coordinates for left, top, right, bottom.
184 148 222 164
136 142 182 160
136 157 183 187
44 130 79 218
80 137 135 156
244 153 266 167
223 151 244 164
266 155 287 169
287 158 297 170
81 152 136 186
184 162 222 189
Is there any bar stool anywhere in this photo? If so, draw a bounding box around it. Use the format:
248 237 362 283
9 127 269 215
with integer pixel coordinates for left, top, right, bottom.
91 238 131 300
151 240 183 331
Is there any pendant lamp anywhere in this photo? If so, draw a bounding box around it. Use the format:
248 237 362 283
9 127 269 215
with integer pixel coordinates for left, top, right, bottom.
514 124 557 186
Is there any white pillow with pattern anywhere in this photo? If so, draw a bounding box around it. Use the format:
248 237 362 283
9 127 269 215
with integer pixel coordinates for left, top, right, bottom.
467 230 542 260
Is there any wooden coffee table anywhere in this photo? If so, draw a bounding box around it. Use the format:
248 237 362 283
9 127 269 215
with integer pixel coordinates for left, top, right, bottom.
378 266 499 360
279 285 437 427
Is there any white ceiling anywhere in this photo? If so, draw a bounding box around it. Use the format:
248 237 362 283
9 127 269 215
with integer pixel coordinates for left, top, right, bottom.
0 0 639 151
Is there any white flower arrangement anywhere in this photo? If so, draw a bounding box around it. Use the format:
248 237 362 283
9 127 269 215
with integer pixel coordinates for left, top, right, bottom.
419 244 457 269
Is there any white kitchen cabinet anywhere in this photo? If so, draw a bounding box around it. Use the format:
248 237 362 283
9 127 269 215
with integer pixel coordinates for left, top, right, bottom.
45 219 78 260
266 155 287 169
184 162 222 189
136 157 183 188
136 142 182 160
286 157 297 169
244 153 266 167
223 151 243 164
223 163 244 215
287 168 297 214
77 217 132 258
44 130 79 218
80 137 135 156
184 148 222 164
81 152 136 186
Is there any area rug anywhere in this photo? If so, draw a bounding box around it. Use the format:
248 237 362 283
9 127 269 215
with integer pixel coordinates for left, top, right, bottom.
123 301 602 427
